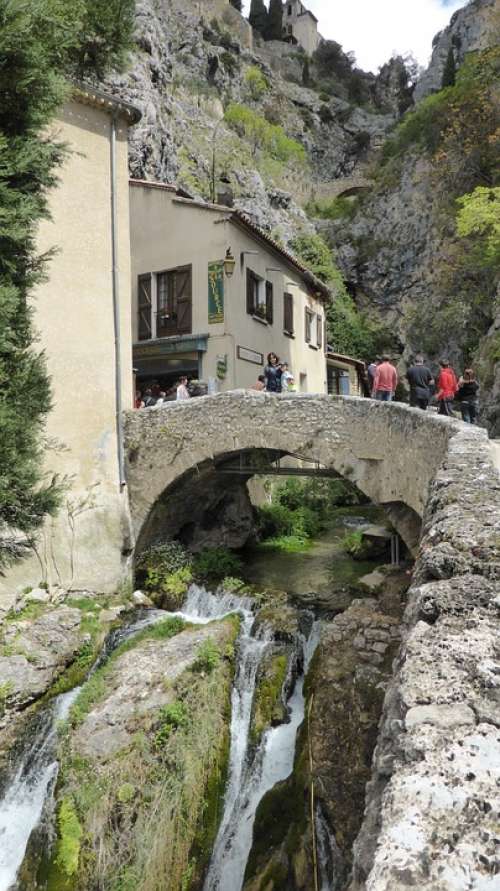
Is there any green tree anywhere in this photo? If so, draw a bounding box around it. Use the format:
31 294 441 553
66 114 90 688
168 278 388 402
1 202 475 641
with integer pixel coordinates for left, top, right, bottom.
249 0 268 35
441 46 457 88
265 0 283 41
0 0 135 565
456 186 500 267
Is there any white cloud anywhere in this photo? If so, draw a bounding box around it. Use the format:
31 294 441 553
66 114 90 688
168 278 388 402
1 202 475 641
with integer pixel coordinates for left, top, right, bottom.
242 0 466 73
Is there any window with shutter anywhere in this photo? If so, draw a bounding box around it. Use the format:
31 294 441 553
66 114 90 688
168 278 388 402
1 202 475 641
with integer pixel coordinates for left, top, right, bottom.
156 265 192 338
265 281 273 324
316 314 322 349
283 292 294 335
138 274 152 341
246 268 256 315
305 308 313 343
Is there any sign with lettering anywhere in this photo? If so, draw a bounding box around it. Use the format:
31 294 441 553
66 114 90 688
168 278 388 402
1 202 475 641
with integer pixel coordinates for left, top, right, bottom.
208 260 224 324
237 346 263 366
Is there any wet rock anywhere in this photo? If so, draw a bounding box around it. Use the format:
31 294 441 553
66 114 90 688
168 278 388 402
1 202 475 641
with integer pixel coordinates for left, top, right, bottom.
131 589 153 607
0 607 83 712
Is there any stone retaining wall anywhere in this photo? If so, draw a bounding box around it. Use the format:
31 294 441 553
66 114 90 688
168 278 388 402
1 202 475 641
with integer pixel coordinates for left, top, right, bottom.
350 424 500 890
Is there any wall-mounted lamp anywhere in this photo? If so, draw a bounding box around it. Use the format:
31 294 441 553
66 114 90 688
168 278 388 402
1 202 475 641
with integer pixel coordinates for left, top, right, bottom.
240 249 259 270
224 247 236 278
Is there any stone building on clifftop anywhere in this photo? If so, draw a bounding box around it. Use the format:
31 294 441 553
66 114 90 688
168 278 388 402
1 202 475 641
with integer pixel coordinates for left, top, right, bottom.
282 0 322 55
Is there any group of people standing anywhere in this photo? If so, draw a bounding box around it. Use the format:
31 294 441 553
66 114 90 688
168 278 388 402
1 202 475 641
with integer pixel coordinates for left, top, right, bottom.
252 353 296 393
135 376 190 409
367 355 479 423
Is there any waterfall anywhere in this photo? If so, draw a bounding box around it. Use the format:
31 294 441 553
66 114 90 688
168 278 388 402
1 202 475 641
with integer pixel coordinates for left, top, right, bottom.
315 804 344 891
0 608 174 891
203 621 322 891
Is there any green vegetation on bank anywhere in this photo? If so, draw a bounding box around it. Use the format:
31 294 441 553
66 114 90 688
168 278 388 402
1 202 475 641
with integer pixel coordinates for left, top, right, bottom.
136 542 243 608
224 103 307 166
0 0 134 566
255 478 367 553
48 617 238 891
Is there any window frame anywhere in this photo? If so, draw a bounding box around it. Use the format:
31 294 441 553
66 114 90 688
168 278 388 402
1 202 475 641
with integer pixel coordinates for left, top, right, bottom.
305 307 314 344
283 292 294 337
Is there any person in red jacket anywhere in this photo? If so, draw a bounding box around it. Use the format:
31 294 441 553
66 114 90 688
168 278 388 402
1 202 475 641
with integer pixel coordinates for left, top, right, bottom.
436 359 458 416
373 355 398 401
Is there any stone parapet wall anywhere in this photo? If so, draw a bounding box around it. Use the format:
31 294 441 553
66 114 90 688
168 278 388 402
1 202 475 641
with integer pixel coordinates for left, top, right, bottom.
350 424 500 890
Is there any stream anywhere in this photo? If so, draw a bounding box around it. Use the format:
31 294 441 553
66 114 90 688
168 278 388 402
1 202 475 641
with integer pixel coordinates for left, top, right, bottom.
0 505 382 890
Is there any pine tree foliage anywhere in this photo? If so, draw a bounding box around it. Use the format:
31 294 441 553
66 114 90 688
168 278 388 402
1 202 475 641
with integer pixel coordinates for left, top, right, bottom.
441 47 457 88
265 0 283 41
249 0 268 35
0 0 135 565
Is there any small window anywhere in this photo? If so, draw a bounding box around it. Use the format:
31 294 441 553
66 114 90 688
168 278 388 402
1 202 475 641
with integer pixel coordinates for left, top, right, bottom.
305 308 314 344
247 269 271 322
288 24 293 34
288 4 292 15
316 314 322 349
284 292 294 335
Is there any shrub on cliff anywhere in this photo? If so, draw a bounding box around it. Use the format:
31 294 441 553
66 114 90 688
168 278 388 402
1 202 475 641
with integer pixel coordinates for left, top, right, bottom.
224 103 306 166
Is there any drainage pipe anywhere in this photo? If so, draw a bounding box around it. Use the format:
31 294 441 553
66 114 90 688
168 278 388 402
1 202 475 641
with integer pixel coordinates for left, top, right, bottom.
110 112 126 488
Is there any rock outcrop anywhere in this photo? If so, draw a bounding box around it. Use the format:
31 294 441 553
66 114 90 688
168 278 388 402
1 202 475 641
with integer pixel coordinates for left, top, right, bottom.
45 616 238 891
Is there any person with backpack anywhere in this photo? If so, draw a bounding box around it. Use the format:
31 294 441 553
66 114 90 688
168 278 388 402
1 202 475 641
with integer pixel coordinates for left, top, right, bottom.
406 355 434 410
456 368 479 424
436 359 458 416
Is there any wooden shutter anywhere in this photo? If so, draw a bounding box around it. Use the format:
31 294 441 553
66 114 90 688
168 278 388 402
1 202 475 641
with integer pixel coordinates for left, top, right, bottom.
246 268 256 315
175 265 192 334
305 308 312 343
284 292 294 334
316 314 322 348
265 281 274 324
138 274 152 341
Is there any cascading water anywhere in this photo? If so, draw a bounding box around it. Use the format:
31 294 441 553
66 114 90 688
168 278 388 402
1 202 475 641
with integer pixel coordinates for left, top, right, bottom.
203 620 322 891
0 608 179 891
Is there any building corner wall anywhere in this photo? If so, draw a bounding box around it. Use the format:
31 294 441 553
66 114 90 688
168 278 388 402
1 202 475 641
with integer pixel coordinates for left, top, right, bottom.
0 100 135 614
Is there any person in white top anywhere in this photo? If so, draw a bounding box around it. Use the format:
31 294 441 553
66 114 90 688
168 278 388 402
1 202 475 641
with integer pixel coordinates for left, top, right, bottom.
280 363 295 392
176 376 190 401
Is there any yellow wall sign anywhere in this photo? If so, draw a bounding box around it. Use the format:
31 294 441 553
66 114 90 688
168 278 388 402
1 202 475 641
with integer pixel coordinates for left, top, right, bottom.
208 260 224 324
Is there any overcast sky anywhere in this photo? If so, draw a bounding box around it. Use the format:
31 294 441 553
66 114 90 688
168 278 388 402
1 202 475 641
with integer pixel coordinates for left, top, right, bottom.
242 0 467 73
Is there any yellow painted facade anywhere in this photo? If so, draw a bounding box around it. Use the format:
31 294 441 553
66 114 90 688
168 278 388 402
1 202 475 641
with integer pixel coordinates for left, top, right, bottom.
0 93 138 609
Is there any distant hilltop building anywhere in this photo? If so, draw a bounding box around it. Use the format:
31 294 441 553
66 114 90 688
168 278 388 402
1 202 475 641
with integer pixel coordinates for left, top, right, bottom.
282 1 322 55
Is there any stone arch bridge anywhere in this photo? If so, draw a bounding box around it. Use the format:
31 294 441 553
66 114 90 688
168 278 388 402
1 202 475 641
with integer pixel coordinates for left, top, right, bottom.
123 391 500 891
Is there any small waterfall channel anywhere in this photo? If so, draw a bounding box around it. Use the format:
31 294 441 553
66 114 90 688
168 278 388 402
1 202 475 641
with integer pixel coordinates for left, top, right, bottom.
0 610 173 891
0 585 324 891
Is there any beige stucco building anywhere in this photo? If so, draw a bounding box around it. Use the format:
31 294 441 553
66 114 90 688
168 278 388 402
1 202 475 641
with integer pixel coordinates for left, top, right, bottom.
0 87 140 609
129 180 331 396
282 1 322 55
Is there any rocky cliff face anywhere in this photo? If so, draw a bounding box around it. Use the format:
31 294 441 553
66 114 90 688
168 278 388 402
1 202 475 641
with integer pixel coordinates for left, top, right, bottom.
415 0 498 100
107 0 401 241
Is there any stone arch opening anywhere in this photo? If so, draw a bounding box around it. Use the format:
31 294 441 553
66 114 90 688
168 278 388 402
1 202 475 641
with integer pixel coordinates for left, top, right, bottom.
124 393 457 562
132 445 422 561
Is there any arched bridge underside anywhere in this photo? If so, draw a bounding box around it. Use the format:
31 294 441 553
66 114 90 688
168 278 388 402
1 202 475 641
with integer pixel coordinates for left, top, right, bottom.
124 393 500 891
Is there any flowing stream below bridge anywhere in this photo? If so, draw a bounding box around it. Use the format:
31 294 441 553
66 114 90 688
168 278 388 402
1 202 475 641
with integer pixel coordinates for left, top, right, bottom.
1 505 385 890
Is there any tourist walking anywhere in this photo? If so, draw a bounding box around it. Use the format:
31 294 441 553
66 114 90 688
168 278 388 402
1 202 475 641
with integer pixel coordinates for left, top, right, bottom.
367 359 379 394
280 362 295 393
264 353 282 393
373 355 398 402
436 359 458 416
143 388 156 407
176 376 190 401
456 368 479 424
406 355 434 410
